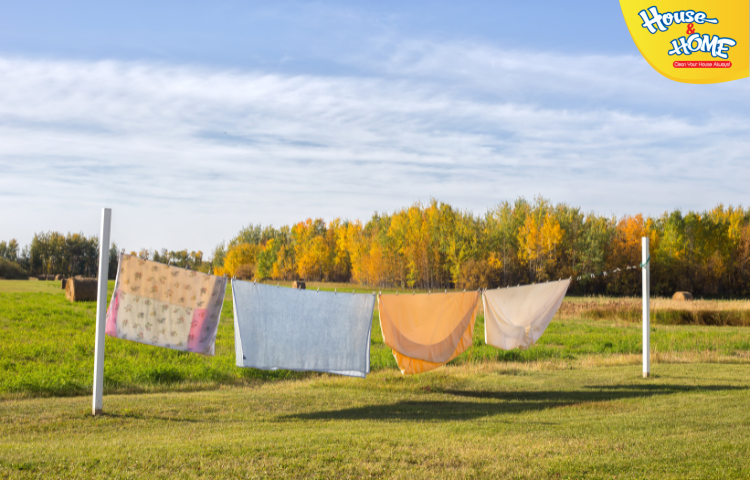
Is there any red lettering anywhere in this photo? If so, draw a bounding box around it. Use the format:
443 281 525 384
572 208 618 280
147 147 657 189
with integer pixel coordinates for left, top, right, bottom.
673 61 732 68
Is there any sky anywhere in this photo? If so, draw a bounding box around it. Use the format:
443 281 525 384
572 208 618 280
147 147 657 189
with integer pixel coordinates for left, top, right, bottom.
1 1 748 256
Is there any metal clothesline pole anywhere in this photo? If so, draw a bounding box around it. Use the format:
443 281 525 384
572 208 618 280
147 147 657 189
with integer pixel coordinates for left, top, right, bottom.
642 236 650 379
92 208 112 416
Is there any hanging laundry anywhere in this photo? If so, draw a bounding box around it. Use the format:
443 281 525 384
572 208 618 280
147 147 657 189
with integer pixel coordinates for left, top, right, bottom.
482 279 570 350
378 291 480 375
232 280 376 378
105 254 227 355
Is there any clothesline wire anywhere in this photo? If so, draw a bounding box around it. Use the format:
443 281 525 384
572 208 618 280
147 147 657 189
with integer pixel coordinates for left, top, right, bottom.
375 263 645 296
117 249 646 296
223 262 645 296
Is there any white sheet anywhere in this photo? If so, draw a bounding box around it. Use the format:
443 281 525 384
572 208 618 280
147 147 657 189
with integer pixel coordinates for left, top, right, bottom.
482 279 570 350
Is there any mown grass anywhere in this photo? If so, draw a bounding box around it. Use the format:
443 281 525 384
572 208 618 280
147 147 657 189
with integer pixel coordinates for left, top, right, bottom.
1 280 749 398
1 363 749 479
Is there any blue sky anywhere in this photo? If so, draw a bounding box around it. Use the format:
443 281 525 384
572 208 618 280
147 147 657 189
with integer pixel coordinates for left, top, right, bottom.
1 1 748 255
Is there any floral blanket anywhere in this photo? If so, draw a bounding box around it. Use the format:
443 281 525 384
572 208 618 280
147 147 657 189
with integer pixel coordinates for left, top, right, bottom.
105 254 227 355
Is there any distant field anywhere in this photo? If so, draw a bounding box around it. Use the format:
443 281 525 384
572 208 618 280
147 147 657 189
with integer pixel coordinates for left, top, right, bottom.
0 279 69 294
559 296 750 326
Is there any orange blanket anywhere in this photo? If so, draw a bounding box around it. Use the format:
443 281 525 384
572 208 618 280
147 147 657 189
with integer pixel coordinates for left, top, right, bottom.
378 291 479 375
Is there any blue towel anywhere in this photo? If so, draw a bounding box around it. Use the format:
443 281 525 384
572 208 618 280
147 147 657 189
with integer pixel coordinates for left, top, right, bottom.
232 281 375 378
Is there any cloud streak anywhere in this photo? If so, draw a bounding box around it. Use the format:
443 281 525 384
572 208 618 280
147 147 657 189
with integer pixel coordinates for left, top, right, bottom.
0 43 748 253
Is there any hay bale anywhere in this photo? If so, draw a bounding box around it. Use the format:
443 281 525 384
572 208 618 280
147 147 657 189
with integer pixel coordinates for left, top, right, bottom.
673 291 693 301
293 280 306 290
55 274 63 281
66 277 98 302
61 278 68 289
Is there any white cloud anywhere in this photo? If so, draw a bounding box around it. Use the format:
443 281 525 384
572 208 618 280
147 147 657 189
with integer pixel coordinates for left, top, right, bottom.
0 43 748 253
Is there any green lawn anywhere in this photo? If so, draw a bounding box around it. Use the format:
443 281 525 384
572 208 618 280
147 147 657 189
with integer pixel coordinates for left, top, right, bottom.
1 364 749 479
1 280 750 478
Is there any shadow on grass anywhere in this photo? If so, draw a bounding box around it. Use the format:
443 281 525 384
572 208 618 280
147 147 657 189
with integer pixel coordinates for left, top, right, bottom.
99 412 202 423
283 383 748 421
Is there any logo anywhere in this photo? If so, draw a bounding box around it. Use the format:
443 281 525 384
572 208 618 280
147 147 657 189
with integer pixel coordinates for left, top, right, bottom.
620 1 748 83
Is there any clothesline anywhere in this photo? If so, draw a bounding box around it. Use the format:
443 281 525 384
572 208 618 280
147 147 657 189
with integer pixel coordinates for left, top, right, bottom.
224 270 641 297
147 253 647 292
105 254 574 379
371 264 644 295
573 264 643 282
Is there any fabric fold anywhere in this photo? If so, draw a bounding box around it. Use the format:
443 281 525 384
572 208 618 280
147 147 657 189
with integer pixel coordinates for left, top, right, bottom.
378 291 480 375
232 280 376 378
105 253 227 355
482 279 571 350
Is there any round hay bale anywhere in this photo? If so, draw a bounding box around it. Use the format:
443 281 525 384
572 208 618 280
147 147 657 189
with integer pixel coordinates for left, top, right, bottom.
672 291 693 301
61 278 68 289
66 277 98 302
292 280 306 290
55 274 63 281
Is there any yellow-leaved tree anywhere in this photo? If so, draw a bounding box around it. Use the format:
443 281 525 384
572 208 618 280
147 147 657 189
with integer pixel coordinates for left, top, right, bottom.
518 211 562 282
215 243 260 278
293 219 332 281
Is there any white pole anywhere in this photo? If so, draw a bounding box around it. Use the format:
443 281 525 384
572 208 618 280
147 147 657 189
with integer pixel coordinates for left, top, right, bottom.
642 236 650 378
92 208 112 415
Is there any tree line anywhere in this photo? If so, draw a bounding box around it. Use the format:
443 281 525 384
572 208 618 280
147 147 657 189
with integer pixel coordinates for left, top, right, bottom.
0 233 119 279
3 198 749 297
212 198 750 297
0 234 208 279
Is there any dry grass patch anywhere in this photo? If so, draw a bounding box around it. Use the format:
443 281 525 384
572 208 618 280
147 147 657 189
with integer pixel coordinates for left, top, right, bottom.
559 296 750 326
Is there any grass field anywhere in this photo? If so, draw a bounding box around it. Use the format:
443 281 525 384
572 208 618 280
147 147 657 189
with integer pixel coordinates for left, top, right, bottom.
1 279 750 478
2 364 749 478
